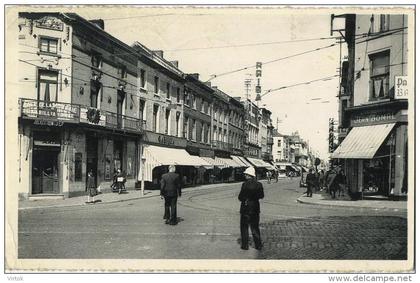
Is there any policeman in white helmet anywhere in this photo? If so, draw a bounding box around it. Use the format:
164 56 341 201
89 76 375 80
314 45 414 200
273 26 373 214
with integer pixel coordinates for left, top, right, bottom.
238 166 264 250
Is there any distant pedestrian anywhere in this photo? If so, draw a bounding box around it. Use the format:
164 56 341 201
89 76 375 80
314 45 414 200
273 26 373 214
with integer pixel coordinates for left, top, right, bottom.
274 169 279 183
160 165 182 225
116 169 125 194
86 170 97 204
319 170 325 191
266 170 272 184
238 167 264 251
305 169 316 197
336 169 347 197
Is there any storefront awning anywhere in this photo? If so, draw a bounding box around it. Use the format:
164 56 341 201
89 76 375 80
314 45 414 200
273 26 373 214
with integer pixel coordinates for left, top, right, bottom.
233 156 253 167
200 157 226 168
140 145 211 182
231 155 248 167
216 157 243 168
331 123 395 159
246 157 275 169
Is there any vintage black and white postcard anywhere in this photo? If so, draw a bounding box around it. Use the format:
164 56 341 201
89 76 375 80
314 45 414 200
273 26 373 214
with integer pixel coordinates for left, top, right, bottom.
4 3 415 274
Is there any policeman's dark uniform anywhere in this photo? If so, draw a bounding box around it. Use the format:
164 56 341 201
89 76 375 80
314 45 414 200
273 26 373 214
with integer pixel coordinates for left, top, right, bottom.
238 178 264 250
160 171 182 225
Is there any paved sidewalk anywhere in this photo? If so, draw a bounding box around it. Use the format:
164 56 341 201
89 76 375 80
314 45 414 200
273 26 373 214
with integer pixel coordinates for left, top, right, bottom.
297 191 407 212
18 181 243 210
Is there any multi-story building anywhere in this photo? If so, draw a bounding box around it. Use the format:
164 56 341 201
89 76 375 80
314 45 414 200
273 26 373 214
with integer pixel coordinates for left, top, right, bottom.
332 14 409 199
242 98 261 158
18 13 145 199
228 97 245 157
260 107 274 163
272 133 289 163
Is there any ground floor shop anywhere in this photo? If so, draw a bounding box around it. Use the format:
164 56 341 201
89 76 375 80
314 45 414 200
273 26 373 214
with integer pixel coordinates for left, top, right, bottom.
18 121 141 199
332 104 408 199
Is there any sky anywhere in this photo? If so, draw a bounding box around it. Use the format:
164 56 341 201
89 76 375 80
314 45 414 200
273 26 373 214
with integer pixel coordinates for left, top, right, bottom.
76 6 342 160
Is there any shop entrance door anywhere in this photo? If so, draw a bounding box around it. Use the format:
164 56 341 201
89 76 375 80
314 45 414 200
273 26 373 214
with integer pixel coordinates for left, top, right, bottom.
86 135 98 187
32 148 60 194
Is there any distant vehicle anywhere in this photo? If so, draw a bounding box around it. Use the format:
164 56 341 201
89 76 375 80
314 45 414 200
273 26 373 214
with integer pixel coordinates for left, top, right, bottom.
300 171 308 187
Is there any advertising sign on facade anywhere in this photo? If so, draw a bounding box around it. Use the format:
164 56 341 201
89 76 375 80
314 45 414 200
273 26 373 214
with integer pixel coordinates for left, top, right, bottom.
395 76 409 100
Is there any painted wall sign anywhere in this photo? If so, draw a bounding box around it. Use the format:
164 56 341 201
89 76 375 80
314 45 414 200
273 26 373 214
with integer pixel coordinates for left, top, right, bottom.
143 131 187 148
351 112 396 127
395 76 409 100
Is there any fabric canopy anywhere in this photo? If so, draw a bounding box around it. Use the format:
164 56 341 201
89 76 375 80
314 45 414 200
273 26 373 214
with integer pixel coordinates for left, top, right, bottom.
246 157 274 169
234 156 253 167
331 123 395 159
215 157 243 168
231 155 249 167
200 157 226 168
140 145 211 182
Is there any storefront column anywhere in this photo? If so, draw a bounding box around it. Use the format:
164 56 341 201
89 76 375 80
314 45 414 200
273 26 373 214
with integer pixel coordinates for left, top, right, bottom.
394 125 407 196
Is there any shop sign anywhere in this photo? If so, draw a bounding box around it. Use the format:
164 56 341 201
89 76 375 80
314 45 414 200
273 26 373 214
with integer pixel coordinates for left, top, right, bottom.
351 112 396 127
395 76 409 100
143 131 187 148
34 119 64 127
35 16 64 31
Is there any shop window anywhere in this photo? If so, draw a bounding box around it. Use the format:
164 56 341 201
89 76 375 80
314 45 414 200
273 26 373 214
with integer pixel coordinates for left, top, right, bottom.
154 76 159 94
140 69 146 88
39 36 58 54
74 153 83 181
38 69 58 103
369 51 390 100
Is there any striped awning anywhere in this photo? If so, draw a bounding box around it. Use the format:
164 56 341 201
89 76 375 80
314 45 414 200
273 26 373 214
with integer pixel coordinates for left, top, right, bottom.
231 155 249 167
216 157 243 168
246 157 274 169
331 123 395 159
235 156 253 167
200 157 227 168
139 145 211 182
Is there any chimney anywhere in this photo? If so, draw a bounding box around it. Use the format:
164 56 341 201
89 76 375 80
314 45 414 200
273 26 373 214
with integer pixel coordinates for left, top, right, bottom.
204 81 211 87
89 19 105 30
190 73 199 80
170 60 179 68
153 50 164 58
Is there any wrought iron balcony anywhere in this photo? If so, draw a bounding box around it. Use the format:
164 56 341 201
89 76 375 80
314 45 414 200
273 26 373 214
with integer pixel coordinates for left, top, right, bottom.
19 98 145 133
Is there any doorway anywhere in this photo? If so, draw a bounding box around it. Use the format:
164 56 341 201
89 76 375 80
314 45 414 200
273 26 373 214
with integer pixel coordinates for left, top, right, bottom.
86 135 98 187
32 148 60 194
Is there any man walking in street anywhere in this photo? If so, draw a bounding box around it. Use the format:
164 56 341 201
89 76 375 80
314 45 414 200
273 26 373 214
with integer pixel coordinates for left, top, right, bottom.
238 167 264 251
305 168 316 197
160 165 182 225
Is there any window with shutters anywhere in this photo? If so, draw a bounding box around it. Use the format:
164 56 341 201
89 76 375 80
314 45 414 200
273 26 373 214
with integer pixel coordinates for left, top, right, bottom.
369 50 390 100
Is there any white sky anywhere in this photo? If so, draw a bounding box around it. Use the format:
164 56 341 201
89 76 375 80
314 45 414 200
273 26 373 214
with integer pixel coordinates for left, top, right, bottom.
77 7 342 160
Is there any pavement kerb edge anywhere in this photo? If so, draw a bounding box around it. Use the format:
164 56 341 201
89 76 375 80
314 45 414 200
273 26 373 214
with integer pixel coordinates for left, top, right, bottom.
296 195 407 212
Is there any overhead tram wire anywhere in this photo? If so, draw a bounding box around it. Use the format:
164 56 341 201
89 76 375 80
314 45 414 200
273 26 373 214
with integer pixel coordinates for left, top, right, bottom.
261 75 339 98
206 43 339 82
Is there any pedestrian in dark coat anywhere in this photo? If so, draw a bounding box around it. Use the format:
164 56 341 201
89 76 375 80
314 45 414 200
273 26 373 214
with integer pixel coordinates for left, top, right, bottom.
305 169 316 197
160 165 182 225
86 170 97 204
238 167 264 250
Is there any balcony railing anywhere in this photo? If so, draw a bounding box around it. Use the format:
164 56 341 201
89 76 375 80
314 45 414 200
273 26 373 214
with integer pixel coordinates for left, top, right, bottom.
211 140 233 151
19 98 145 133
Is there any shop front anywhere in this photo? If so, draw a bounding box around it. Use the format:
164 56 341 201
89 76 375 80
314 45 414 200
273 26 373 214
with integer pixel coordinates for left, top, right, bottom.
139 132 211 189
331 104 408 199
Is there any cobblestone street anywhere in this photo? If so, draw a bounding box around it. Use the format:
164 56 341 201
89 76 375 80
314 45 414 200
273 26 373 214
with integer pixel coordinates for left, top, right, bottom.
259 216 406 259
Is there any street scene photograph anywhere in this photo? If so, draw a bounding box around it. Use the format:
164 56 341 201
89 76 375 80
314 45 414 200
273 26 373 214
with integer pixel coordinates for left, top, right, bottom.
5 4 414 273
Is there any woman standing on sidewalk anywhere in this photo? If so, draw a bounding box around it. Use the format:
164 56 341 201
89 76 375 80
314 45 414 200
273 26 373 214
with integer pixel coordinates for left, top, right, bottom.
238 167 264 250
86 170 97 204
